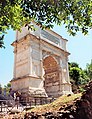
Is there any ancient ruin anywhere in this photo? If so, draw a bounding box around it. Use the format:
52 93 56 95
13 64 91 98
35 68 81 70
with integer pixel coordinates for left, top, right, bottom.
10 23 72 98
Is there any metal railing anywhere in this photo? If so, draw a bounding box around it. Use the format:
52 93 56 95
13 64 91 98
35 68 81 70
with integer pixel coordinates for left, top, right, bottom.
0 99 14 112
0 97 56 113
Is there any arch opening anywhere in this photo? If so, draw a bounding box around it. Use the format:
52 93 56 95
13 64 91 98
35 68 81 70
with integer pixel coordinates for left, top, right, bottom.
43 56 60 97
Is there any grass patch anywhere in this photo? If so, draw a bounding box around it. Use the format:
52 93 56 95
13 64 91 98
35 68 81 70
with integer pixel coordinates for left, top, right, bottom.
29 93 82 113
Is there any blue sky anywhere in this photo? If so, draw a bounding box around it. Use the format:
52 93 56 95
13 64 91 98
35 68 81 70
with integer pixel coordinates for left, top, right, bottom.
0 25 92 86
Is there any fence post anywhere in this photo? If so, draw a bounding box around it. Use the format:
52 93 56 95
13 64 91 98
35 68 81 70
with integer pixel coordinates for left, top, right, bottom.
30 100 31 107
26 97 27 108
35 98 36 106
40 98 42 105
45 98 47 104
1 102 3 112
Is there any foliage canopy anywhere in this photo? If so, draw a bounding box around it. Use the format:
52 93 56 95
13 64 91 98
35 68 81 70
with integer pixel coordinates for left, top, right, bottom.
69 62 90 93
0 0 92 47
85 60 92 80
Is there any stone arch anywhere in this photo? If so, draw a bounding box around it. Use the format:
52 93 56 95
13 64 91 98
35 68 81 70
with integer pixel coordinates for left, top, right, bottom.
43 56 60 97
42 50 59 66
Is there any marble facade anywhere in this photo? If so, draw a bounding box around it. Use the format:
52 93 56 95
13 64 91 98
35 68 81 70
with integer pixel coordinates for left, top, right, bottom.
10 23 72 98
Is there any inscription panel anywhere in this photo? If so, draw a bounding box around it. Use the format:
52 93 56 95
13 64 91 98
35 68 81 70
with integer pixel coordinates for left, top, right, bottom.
41 30 60 45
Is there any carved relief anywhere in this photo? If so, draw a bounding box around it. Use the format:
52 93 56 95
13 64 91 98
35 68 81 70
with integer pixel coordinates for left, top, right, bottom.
44 72 59 84
43 55 60 96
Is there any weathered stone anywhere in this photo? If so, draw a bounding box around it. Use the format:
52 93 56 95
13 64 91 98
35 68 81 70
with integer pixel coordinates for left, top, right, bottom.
10 23 72 99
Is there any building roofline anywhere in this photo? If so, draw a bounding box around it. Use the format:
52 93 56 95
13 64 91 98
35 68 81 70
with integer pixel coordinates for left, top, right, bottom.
11 34 70 56
48 29 68 42
32 21 68 42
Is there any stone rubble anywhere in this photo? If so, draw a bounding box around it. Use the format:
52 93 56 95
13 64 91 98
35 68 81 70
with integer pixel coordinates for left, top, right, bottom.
23 81 92 119
0 81 92 119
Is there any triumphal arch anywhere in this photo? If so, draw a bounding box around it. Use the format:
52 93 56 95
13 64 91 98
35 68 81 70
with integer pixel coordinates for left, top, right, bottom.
11 23 72 98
